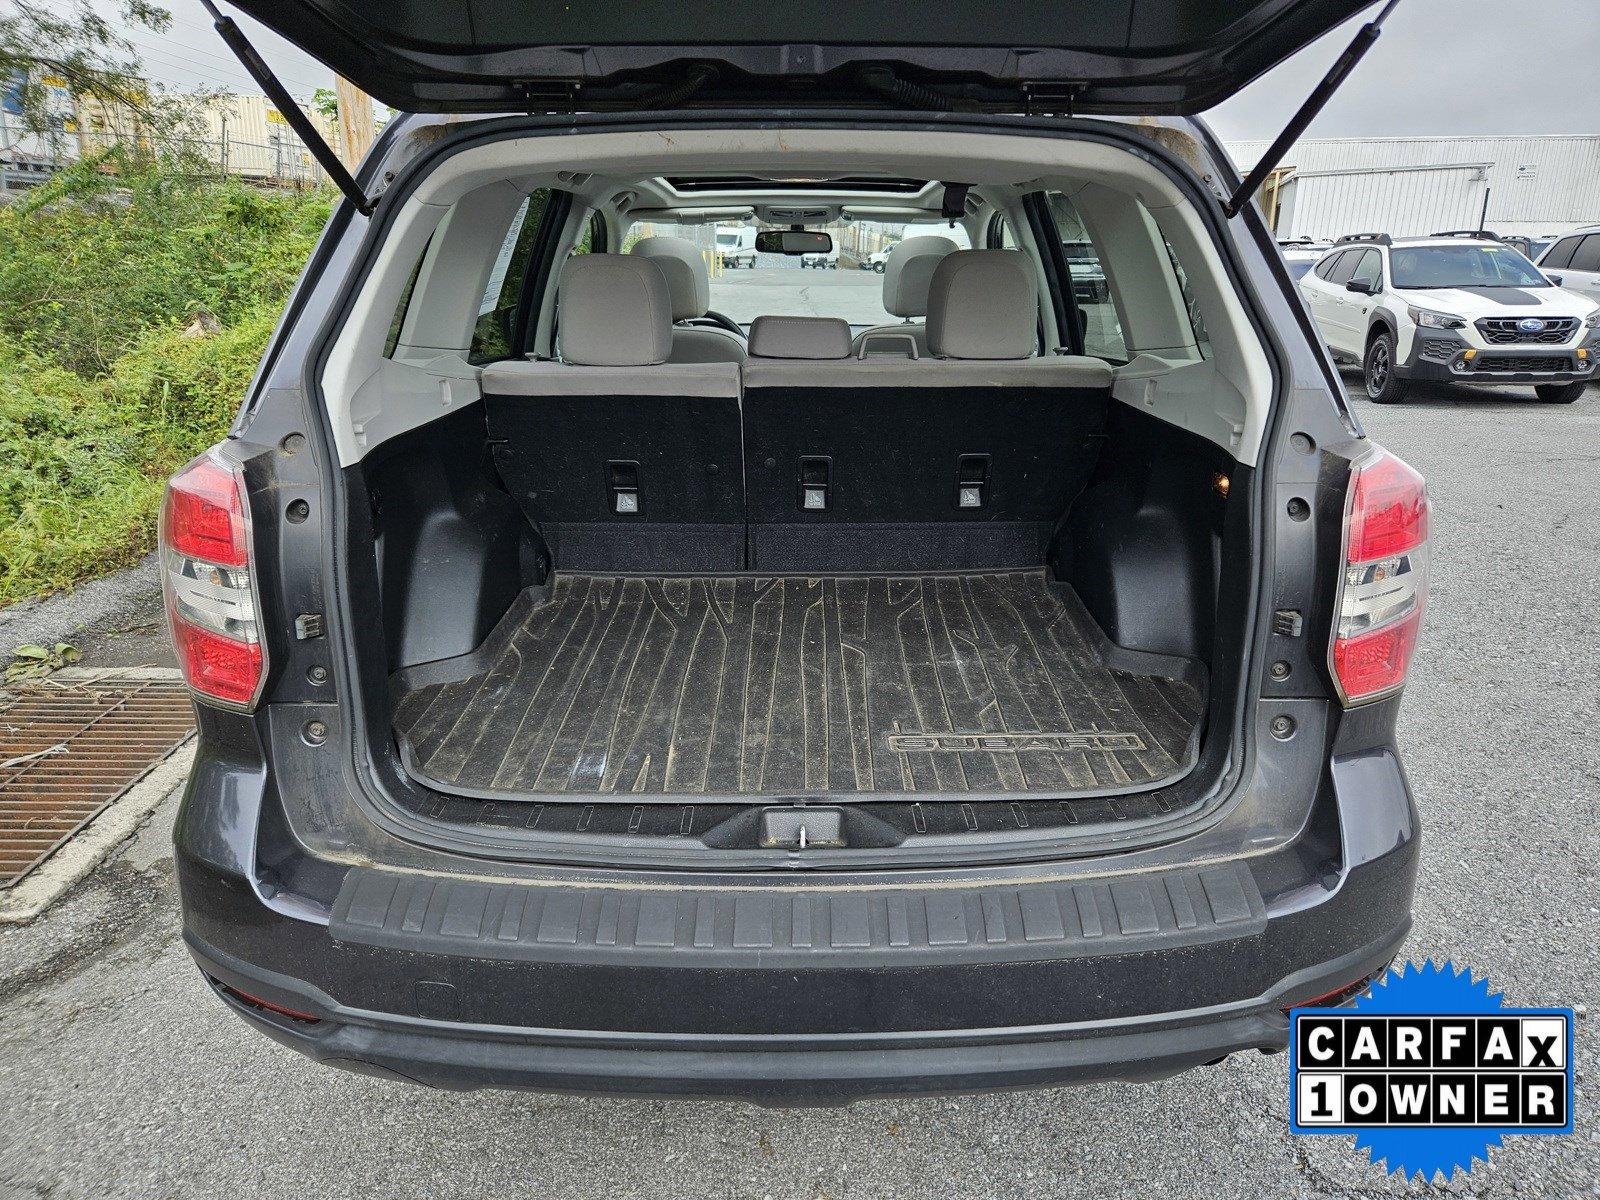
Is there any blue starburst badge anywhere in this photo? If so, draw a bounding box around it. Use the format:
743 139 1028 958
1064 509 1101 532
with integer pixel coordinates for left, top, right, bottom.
1288 960 1575 1183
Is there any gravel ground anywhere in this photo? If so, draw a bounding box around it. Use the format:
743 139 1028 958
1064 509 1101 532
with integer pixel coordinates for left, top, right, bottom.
0 552 173 670
0 375 1596 1199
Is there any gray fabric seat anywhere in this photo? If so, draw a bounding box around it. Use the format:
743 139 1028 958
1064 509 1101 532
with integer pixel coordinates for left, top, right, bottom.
741 250 1114 572
482 254 745 571
849 234 958 358
629 236 746 364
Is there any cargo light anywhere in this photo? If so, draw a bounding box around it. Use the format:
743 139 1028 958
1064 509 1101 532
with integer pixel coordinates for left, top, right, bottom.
160 449 266 709
1329 448 1429 705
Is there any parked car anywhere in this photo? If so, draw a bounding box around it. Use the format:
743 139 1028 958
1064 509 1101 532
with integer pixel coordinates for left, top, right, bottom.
864 244 892 272
1277 237 1332 281
1538 225 1600 307
714 224 757 267
1299 232 1599 403
799 244 839 268
171 0 1429 1104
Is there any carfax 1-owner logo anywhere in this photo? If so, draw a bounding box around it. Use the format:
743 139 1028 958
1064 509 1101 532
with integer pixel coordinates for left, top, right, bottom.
1289 960 1575 1182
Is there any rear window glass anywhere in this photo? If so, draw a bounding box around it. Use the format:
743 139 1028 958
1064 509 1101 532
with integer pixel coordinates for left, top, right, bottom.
622 218 972 327
1043 193 1127 362
1163 238 1211 359
468 188 552 363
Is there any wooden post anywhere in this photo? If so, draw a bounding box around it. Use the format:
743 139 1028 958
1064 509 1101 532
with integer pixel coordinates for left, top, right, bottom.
333 76 374 168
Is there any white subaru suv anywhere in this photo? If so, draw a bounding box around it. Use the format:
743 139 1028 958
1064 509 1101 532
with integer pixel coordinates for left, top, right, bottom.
1299 232 1600 403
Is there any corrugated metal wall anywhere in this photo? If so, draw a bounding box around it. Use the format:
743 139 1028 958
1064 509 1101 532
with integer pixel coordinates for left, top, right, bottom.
1227 136 1600 238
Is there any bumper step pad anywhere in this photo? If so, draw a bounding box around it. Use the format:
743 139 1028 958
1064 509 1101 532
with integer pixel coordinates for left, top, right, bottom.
330 861 1264 968
391 571 1204 800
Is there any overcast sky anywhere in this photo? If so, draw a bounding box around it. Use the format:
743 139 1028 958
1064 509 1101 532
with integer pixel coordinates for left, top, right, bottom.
127 0 1600 145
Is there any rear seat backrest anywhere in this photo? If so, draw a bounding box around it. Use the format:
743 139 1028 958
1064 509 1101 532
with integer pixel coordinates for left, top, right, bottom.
481 254 745 571
741 250 1115 572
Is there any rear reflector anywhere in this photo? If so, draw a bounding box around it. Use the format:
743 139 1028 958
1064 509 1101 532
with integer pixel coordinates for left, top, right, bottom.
161 449 266 709
1330 448 1429 705
211 978 321 1023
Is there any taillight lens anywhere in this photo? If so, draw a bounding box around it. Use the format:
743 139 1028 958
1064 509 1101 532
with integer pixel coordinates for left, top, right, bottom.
161 449 265 709
1330 448 1429 704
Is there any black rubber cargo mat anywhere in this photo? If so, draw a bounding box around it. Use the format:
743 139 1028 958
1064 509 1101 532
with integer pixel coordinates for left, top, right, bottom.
391 571 1205 801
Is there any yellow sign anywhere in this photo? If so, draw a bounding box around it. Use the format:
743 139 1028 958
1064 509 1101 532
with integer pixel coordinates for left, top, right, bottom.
265 107 289 125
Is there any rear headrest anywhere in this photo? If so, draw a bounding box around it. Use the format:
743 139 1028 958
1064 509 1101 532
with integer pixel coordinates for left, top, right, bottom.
882 234 958 318
926 250 1038 360
747 315 852 359
629 236 710 321
557 255 673 367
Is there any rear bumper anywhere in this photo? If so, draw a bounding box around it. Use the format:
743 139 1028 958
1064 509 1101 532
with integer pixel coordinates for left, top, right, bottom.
190 910 1406 1104
175 740 1419 1102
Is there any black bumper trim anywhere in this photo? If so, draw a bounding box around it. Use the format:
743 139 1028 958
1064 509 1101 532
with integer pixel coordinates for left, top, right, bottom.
328 861 1264 969
189 925 1407 1102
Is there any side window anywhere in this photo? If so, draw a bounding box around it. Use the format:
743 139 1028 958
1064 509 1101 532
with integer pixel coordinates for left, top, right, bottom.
382 237 429 359
1567 234 1600 273
1349 249 1382 290
1162 238 1211 359
1539 236 1579 270
1327 250 1361 285
988 214 1017 249
1044 192 1127 362
1312 250 1344 281
468 187 552 364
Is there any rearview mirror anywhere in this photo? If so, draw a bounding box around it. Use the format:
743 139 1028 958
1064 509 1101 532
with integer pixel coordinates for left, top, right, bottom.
1345 278 1375 295
755 229 833 255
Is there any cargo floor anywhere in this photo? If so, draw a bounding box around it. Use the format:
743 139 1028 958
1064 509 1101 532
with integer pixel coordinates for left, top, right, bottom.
390 571 1205 800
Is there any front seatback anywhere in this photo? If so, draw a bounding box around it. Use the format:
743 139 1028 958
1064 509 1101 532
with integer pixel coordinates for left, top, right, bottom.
849 234 958 358
629 236 746 364
482 254 745 571
743 252 1113 572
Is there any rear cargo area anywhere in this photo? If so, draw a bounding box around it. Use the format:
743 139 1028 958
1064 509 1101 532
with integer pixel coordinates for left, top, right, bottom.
391 570 1204 800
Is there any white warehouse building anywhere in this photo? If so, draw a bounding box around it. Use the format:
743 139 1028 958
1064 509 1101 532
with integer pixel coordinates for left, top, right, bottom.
1225 135 1600 242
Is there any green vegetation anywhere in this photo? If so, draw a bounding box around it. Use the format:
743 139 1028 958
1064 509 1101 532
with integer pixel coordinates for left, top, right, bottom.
0 163 330 604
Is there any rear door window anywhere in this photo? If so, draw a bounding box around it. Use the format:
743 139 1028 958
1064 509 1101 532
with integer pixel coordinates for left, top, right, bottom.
1567 235 1600 274
1311 250 1345 281
1539 236 1580 271
1326 250 1360 285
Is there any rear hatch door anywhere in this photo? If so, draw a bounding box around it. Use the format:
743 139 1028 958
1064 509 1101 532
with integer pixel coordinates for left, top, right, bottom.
224 0 1372 114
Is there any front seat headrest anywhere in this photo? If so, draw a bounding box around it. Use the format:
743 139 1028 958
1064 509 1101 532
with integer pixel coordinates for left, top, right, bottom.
557 255 673 367
628 236 711 321
926 250 1038 360
881 234 959 318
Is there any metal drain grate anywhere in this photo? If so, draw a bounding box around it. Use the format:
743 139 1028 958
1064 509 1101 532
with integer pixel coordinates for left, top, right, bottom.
0 675 195 887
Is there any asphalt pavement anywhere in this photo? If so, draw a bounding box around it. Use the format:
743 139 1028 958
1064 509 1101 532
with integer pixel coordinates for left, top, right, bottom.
1 374 1596 1198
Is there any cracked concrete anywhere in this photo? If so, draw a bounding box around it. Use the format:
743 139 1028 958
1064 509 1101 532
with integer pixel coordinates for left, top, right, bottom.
0 379 1595 1198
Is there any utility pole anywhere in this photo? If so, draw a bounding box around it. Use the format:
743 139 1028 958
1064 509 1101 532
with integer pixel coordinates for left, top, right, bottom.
333 76 373 169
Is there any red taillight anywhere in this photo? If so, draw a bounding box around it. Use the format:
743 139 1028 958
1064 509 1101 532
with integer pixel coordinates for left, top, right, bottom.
160 449 265 709
162 452 248 567
1330 448 1429 705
